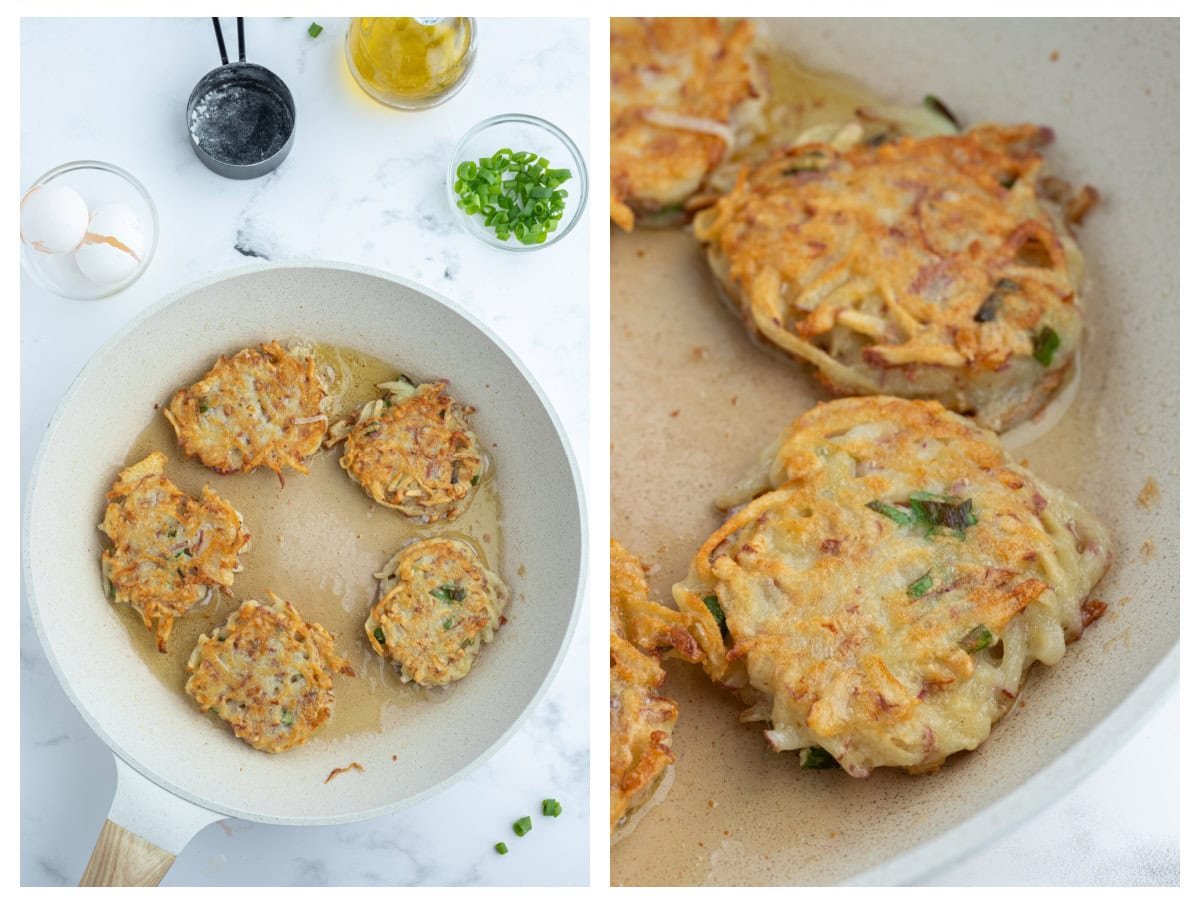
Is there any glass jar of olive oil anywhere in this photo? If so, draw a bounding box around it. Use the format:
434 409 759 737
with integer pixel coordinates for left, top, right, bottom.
345 17 476 110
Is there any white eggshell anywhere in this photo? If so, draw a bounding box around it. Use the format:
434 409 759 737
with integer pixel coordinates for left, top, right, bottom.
20 184 89 254
74 204 146 284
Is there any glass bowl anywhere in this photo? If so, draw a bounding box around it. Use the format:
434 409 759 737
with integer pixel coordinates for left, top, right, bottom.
446 113 588 252
20 161 159 300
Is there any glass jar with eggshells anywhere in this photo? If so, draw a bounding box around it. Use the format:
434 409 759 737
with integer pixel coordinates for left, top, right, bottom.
20 161 158 300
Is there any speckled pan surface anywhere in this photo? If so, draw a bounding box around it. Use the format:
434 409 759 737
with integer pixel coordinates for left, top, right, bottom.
25 261 585 824
610 19 1178 885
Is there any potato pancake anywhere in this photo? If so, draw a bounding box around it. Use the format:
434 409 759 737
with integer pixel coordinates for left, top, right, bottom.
694 125 1098 430
165 341 328 479
673 396 1111 777
185 593 353 754
610 17 767 231
366 538 508 687
331 378 483 524
100 451 249 653
610 539 702 834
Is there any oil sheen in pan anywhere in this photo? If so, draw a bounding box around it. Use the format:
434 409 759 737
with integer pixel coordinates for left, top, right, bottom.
100 341 503 741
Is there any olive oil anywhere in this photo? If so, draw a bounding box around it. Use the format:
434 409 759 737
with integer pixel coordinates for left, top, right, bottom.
346 17 476 110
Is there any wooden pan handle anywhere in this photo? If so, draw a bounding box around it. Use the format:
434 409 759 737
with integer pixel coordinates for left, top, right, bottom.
80 819 176 886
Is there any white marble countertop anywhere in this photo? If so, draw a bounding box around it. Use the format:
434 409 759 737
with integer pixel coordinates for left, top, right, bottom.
20 17 589 886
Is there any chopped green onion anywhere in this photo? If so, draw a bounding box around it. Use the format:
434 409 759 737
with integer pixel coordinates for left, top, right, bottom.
105 578 115 599
1032 326 1060 366
702 594 728 636
495 842 508 855
542 798 563 817
453 147 573 244
373 627 386 645
906 572 934 599
513 815 532 837
442 618 455 631
800 746 837 769
867 500 914 525
909 496 978 534
471 474 480 487
959 624 995 654
432 584 465 603
307 22 323 38
868 493 977 539
280 708 294 727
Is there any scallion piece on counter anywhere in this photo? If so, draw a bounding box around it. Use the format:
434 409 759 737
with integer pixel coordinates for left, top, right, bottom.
308 22 323 38
1032 326 1060 366
495 842 508 855
454 147 572 245
542 798 563 817
513 815 532 837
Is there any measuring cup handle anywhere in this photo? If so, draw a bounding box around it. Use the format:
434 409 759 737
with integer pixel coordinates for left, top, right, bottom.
79 754 223 886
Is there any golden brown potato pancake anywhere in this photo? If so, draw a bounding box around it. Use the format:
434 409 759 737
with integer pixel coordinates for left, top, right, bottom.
610 17 767 231
99 451 249 653
674 396 1111 777
165 341 328 479
694 125 1098 431
331 379 483 524
185 593 353 754
366 538 508 687
610 539 704 835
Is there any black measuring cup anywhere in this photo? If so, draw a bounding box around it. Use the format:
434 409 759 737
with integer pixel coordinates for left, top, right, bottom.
186 18 296 179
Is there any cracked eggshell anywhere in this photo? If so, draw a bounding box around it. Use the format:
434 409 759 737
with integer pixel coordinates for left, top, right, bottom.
74 203 146 284
20 184 90 254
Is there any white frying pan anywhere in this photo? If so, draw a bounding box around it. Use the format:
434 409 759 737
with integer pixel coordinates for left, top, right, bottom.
23 262 586 885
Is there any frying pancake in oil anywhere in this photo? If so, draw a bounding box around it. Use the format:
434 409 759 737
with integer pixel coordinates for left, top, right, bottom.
673 396 1111 778
165 341 330 479
100 451 250 653
610 538 704 835
610 17 768 231
329 378 483 524
693 123 1100 432
185 592 353 754
366 538 509 687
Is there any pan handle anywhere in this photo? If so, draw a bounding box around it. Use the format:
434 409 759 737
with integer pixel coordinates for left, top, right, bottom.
79 754 223 886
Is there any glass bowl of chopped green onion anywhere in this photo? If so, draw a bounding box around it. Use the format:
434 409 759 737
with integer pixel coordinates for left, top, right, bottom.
447 113 587 252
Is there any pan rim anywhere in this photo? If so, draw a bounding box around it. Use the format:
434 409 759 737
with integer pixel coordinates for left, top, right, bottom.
844 644 1178 884
21 258 588 826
